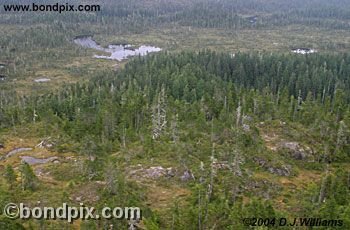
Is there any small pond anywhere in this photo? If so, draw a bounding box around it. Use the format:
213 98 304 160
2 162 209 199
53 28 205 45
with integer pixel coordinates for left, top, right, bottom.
34 78 51 83
74 36 161 61
292 48 316 54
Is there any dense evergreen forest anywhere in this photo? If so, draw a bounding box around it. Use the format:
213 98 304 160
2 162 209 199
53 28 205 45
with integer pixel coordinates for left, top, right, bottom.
0 0 350 229
1 51 350 228
2 0 350 30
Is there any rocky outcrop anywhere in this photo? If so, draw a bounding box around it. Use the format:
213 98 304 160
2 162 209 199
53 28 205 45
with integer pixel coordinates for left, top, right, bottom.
0 147 33 160
279 141 310 160
254 157 268 167
128 165 197 182
254 157 291 176
267 165 291 176
36 138 55 149
211 161 231 170
145 166 176 179
129 166 176 180
20 156 59 165
180 169 195 182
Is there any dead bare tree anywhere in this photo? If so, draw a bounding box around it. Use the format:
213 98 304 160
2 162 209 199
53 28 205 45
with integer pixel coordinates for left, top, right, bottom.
208 143 216 200
104 164 115 193
236 101 242 127
336 121 348 152
33 108 38 123
152 86 167 140
122 125 126 148
318 164 329 204
171 113 179 143
231 149 244 177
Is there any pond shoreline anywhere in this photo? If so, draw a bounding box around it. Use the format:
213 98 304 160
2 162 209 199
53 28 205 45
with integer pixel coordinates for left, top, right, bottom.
74 35 162 61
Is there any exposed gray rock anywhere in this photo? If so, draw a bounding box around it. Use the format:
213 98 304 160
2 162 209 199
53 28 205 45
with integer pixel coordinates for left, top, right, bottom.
211 161 231 170
20 156 59 165
242 124 250 132
129 166 176 180
245 180 264 190
36 138 54 149
244 179 282 199
166 167 176 177
243 115 253 122
146 166 164 178
2 147 33 160
180 169 195 182
242 115 252 131
280 141 309 160
253 157 268 167
254 157 291 176
267 165 291 176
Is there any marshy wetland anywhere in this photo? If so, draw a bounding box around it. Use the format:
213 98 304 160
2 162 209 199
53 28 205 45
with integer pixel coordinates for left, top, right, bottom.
1 0 350 229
